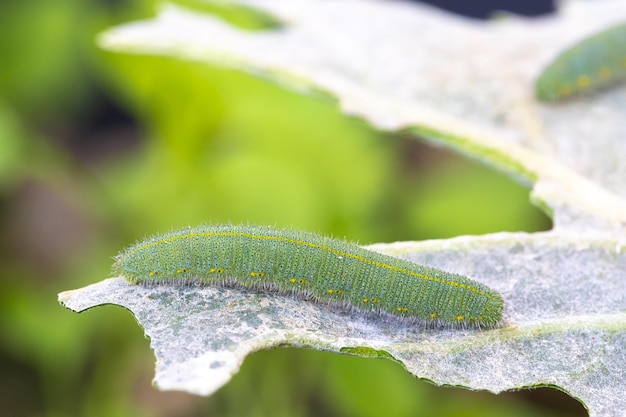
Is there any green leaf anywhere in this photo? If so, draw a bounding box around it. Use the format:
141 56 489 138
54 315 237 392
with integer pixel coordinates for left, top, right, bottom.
59 1 626 416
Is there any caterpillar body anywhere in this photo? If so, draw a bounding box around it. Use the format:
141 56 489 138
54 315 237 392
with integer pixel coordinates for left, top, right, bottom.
535 22 626 102
114 225 503 328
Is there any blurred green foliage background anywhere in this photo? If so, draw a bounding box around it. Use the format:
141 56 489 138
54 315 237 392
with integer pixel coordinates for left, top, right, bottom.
0 1 584 416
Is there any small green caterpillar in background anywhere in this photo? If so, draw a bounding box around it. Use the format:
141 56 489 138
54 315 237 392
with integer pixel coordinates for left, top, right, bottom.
535 22 626 102
114 225 504 329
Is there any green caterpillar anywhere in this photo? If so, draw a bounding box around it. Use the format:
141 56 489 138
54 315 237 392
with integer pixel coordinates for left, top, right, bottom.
535 22 626 101
114 225 504 328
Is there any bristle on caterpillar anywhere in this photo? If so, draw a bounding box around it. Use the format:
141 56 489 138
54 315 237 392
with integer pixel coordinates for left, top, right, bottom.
114 225 504 329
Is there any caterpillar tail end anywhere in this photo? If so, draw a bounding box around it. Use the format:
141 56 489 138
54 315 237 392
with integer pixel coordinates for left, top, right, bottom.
482 291 505 328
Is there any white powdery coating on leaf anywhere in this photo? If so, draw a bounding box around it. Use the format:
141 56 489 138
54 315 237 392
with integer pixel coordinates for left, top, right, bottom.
59 231 626 417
